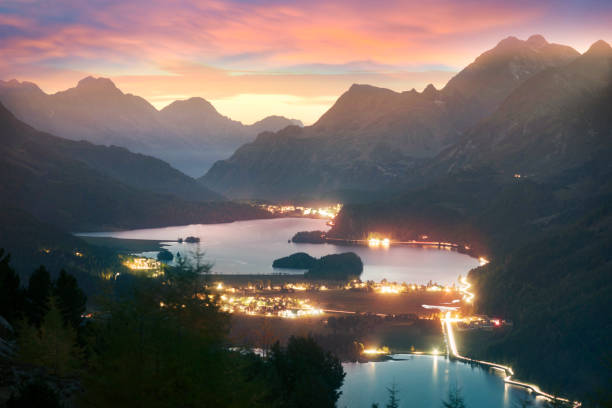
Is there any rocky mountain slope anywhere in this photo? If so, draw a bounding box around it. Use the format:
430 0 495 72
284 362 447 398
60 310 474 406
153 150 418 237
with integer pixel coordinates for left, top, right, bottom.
430 40 612 180
201 35 580 198
0 77 301 176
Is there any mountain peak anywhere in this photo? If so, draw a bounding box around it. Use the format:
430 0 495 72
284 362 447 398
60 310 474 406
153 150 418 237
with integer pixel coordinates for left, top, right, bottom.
252 115 303 127
160 97 220 117
348 83 384 93
0 79 43 93
526 34 548 49
585 40 612 56
177 97 216 111
496 36 522 49
493 35 550 53
343 84 397 99
76 76 121 94
422 83 438 97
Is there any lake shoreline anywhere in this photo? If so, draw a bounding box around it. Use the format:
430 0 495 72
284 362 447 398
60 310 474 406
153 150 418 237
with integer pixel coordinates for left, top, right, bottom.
76 217 479 284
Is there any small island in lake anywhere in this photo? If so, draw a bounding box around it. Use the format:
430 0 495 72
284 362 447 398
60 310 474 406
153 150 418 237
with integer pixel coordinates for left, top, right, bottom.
291 230 326 244
272 252 317 269
272 252 363 281
180 236 200 243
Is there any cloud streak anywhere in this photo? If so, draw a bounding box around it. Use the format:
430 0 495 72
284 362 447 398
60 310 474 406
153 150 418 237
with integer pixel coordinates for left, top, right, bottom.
0 0 610 122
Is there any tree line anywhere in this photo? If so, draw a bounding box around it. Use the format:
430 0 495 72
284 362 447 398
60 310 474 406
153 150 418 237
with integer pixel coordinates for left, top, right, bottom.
0 248 345 407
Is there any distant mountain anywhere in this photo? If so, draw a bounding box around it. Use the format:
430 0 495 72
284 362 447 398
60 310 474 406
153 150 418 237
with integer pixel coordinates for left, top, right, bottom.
53 141 224 202
430 39 612 180
202 35 579 198
248 115 303 135
0 102 268 232
0 78 302 176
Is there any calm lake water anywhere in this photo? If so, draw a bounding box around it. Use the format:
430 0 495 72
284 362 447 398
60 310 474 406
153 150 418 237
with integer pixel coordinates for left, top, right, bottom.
339 355 545 408
79 217 478 284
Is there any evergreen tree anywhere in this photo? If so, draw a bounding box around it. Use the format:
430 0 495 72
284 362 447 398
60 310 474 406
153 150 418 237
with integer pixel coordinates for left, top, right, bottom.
0 249 24 323
26 266 52 326
53 270 87 329
386 382 400 408
17 297 82 376
78 262 275 407
266 336 346 408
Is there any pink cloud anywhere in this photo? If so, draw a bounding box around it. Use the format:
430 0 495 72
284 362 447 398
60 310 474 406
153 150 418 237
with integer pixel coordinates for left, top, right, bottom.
0 0 548 70
1 0 610 122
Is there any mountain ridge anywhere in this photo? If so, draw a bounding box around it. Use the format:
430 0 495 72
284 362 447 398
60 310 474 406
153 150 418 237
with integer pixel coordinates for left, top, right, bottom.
428 39 612 180
0 77 303 176
0 101 272 232
201 35 583 198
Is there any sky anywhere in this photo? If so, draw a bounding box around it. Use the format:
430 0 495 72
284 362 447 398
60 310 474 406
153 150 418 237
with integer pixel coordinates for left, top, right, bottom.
0 0 611 124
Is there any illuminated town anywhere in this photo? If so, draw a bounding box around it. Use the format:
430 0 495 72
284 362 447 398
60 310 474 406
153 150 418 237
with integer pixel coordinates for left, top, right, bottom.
202 279 464 320
260 203 342 220
209 283 323 318
122 256 162 270
209 279 458 298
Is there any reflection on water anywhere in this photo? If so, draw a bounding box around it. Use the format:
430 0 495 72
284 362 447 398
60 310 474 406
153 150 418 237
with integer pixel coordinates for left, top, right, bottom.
339 355 545 408
79 218 479 284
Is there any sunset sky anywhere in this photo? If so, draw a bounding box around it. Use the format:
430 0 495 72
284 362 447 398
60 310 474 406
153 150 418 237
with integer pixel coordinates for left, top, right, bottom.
1 0 611 124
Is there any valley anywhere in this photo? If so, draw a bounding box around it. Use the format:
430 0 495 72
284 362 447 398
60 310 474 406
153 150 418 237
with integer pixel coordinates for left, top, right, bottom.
1 24 610 407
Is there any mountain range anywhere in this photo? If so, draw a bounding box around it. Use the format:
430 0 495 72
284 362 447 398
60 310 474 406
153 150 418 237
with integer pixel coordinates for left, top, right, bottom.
201 35 612 199
429 39 612 179
308 37 612 401
0 102 269 233
0 77 302 176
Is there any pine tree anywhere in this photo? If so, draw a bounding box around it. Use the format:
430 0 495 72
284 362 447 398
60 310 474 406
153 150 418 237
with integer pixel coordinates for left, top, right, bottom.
17 297 82 376
386 382 400 408
0 249 24 323
53 270 87 329
26 266 51 326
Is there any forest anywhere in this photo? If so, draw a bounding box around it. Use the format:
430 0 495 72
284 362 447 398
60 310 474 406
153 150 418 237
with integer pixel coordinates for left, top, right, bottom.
0 251 345 408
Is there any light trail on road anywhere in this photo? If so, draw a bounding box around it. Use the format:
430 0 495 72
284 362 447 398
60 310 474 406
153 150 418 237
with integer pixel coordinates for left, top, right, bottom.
438 278 582 408
459 276 474 303
422 304 459 311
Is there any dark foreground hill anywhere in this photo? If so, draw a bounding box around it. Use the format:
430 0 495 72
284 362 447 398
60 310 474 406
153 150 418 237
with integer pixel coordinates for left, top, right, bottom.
329 157 612 401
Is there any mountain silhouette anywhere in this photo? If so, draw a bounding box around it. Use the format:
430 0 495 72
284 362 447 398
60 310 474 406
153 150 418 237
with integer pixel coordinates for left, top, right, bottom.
0 77 302 176
201 35 582 198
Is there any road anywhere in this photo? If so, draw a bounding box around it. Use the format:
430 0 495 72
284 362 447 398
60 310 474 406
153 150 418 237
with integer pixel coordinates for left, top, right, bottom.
438 279 581 407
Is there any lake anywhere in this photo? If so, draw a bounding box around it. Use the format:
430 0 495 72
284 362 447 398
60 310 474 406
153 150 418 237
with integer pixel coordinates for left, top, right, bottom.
79 217 479 284
339 355 545 408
